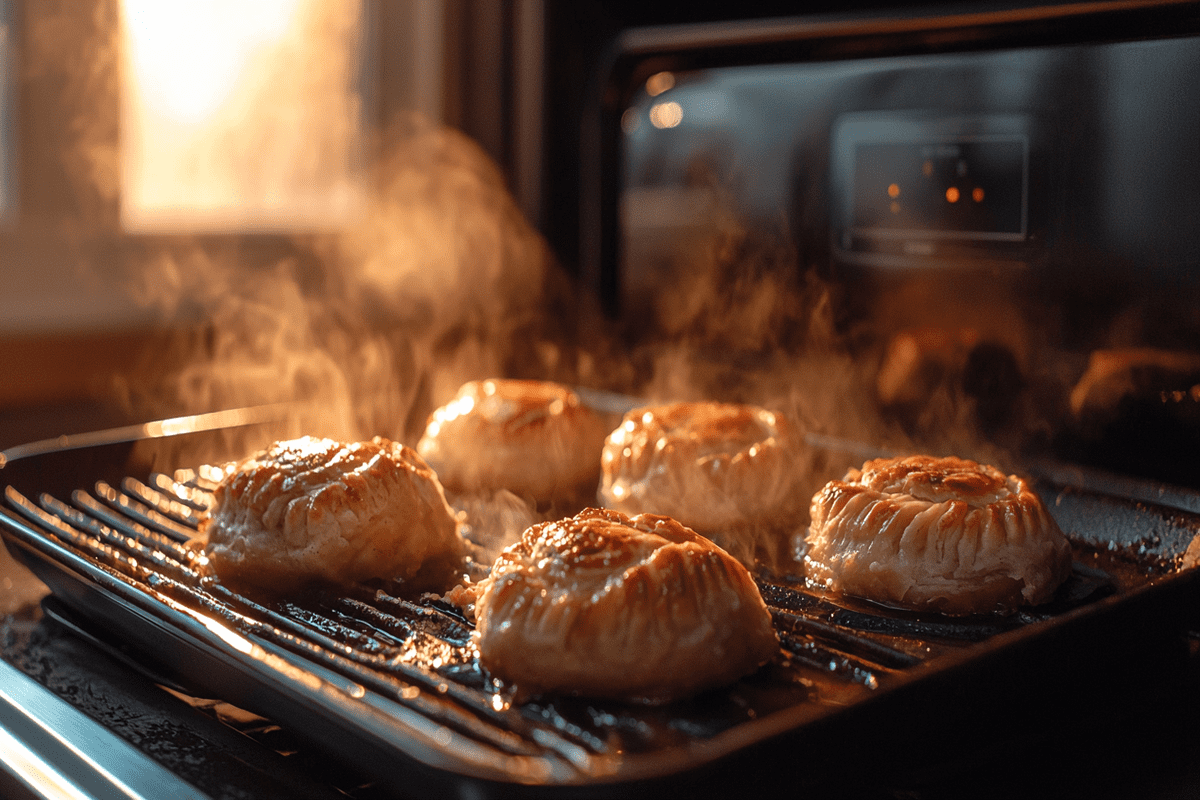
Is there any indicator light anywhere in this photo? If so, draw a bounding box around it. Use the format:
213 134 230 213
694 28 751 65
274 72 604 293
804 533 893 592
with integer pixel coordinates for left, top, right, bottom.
973 187 985 203
945 186 960 203
888 183 901 198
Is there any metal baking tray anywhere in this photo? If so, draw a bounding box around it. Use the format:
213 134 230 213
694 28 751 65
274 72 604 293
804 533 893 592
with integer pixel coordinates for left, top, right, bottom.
3 407 1200 797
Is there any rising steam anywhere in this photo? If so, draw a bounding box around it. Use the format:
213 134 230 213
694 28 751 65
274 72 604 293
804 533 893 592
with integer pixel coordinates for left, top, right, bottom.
67 0 571 446
118 116 566 447
33 0 1026 489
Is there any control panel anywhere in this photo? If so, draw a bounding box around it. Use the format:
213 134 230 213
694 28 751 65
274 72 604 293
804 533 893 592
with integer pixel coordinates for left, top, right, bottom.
831 112 1032 268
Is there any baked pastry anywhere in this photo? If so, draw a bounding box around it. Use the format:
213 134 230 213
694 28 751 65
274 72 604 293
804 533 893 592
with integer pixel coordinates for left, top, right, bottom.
416 379 611 504
803 455 1072 615
597 401 806 566
199 436 463 592
474 507 779 701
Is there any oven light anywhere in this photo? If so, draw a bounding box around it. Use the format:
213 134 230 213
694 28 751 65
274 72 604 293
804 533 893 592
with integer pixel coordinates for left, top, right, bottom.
645 71 675 97
649 101 683 129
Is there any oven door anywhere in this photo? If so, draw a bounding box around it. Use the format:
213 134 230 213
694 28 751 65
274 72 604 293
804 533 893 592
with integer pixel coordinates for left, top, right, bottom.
589 0 1200 492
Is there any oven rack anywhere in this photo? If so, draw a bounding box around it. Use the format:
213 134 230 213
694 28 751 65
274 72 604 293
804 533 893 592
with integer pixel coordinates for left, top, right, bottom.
2 443 1199 797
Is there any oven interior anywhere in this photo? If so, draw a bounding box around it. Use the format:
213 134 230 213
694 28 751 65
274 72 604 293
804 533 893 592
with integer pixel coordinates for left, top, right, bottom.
590 0 1200 492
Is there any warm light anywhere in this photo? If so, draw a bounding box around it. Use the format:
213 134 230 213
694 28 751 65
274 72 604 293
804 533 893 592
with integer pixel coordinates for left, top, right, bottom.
645 71 675 97
119 0 366 231
945 186 960 203
887 183 901 198
123 0 299 123
649 101 683 129
441 394 476 421
972 186 985 203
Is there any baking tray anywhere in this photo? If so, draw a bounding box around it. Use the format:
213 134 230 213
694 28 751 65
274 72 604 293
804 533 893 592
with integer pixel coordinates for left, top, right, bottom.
3 408 1200 798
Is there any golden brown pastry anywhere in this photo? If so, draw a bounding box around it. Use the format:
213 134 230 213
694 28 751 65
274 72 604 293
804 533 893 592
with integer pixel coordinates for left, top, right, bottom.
199 436 463 592
416 379 611 504
473 507 779 701
803 455 1072 615
597 401 806 566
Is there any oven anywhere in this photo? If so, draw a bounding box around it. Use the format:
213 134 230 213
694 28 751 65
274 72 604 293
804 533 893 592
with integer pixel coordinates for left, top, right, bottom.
3 1 1200 798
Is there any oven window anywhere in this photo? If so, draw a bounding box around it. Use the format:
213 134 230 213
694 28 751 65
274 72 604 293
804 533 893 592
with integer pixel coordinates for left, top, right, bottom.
118 0 369 232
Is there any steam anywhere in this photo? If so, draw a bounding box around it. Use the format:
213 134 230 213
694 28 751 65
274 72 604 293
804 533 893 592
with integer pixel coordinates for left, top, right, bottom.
611 174 1066 491
617 186 907 488
118 117 564 446
18 2 581 453
29 0 1043 489
21 0 121 225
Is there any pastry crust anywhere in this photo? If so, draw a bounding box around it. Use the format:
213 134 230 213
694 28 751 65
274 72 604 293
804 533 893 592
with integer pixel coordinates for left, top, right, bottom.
597 401 806 564
417 379 611 503
803 455 1072 615
474 507 779 701
200 436 463 592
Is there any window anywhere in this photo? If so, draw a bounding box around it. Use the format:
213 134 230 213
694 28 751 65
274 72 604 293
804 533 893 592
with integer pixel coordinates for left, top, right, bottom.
118 0 369 232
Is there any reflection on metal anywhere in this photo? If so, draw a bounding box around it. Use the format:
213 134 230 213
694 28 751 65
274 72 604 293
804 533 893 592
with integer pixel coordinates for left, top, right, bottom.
0 724 93 800
0 403 299 468
0 660 211 800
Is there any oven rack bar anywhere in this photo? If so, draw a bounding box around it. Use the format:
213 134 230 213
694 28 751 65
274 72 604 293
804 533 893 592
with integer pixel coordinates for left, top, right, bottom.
0 462 1135 793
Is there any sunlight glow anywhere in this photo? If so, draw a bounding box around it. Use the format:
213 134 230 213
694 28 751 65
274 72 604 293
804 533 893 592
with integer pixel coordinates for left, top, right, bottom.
119 0 366 231
123 0 299 123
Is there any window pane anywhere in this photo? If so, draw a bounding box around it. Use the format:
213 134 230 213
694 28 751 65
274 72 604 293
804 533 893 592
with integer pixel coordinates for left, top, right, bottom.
119 0 367 232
